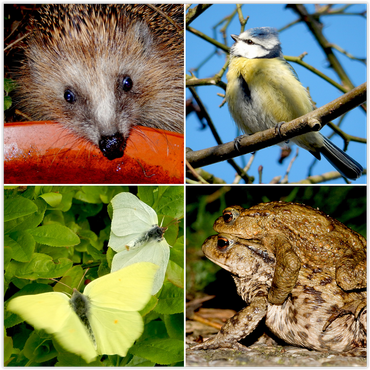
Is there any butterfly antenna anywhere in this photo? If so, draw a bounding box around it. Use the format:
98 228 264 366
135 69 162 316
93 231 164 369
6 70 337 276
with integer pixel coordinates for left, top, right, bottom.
76 268 90 291
165 218 180 228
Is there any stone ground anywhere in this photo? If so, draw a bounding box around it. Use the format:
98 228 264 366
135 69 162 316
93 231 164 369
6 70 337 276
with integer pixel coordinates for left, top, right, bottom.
186 343 367 367
186 311 367 367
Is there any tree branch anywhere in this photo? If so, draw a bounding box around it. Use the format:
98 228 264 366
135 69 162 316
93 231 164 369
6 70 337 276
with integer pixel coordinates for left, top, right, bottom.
186 4 213 26
288 4 355 90
187 82 366 169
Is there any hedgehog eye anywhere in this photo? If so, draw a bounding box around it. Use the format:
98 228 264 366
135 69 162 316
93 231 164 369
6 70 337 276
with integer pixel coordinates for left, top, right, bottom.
217 237 230 251
64 89 76 104
122 76 133 92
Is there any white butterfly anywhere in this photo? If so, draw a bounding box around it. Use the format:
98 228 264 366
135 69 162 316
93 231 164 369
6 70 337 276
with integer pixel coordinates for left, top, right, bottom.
7 262 158 363
109 192 171 295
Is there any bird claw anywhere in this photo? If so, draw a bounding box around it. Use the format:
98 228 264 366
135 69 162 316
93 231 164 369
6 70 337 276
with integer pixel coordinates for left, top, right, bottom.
274 122 290 144
234 135 246 152
275 121 286 137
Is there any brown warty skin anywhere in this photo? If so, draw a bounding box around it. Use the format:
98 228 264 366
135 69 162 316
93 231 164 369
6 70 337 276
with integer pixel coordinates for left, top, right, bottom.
16 4 184 160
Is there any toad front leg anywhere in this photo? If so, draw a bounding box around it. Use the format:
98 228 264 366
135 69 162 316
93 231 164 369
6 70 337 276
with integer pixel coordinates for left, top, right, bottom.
266 235 301 305
191 295 268 350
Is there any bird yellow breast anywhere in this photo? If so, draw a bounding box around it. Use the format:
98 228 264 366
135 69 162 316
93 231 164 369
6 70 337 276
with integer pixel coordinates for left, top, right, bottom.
227 57 313 122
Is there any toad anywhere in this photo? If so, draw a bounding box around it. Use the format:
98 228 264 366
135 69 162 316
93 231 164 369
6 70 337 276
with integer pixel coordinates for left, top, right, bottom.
191 201 366 352
214 201 366 306
192 232 366 352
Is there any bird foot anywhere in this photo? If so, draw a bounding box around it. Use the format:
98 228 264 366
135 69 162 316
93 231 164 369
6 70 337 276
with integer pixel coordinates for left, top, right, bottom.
274 122 290 144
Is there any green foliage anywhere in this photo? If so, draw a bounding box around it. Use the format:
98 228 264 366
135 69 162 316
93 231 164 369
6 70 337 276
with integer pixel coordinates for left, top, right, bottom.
4 78 16 111
4 186 184 366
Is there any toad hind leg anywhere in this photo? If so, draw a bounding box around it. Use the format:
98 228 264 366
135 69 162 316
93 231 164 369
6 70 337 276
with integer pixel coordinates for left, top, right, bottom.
336 257 366 291
323 298 367 331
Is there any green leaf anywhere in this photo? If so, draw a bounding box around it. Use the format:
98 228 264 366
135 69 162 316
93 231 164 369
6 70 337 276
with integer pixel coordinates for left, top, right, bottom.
4 197 38 222
13 253 73 279
28 224 80 246
140 296 158 317
129 338 183 365
4 95 12 110
55 352 103 366
47 189 75 212
163 313 184 340
155 282 184 314
156 187 184 219
5 198 47 234
43 210 65 225
39 192 63 207
166 261 184 289
138 186 165 207
23 331 57 363
75 186 107 204
4 246 12 268
4 78 17 94
4 332 13 362
5 231 35 262
126 355 155 367
169 235 184 267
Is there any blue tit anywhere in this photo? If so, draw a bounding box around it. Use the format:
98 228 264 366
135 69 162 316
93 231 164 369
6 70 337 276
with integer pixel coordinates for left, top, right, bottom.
226 27 363 180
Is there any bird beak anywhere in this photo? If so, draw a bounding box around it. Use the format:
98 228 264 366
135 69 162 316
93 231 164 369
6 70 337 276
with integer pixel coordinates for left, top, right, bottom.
231 34 239 42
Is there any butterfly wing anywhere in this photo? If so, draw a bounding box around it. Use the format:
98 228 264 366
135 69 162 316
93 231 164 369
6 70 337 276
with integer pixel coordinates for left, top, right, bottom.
84 262 158 311
7 292 97 363
110 193 158 248
111 240 170 295
109 231 139 253
89 307 144 357
83 262 158 357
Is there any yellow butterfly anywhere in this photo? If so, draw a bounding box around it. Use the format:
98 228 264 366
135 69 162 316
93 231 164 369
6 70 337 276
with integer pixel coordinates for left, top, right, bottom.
7 262 158 363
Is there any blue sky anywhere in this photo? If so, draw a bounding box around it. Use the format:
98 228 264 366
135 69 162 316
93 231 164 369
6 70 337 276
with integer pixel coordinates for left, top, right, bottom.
186 4 367 184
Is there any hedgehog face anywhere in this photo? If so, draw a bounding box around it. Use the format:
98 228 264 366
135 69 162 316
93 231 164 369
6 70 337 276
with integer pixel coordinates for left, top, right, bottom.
17 5 184 160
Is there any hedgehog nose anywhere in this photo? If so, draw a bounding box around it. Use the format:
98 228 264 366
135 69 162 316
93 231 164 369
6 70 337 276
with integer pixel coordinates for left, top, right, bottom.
99 133 126 160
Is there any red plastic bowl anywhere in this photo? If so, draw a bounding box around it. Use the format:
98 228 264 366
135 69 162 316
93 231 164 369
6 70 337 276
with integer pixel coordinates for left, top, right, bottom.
4 121 184 184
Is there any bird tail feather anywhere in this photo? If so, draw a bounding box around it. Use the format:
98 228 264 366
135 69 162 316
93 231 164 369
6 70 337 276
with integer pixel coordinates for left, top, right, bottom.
320 136 363 180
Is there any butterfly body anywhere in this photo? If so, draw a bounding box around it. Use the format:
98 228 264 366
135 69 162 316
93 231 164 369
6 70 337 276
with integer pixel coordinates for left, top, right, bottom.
70 288 96 347
128 225 168 250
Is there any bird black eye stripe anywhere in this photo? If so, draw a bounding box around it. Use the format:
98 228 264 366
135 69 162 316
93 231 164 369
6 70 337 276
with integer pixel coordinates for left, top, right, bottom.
244 39 254 45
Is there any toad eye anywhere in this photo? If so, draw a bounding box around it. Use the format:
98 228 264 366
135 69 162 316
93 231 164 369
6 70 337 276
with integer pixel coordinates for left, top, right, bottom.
217 237 230 251
223 211 234 223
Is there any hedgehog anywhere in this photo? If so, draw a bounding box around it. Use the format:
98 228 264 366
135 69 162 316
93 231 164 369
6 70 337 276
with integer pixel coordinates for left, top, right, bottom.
15 4 184 160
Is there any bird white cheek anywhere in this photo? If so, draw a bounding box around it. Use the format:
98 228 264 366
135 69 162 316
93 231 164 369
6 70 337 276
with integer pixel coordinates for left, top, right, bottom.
233 43 266 59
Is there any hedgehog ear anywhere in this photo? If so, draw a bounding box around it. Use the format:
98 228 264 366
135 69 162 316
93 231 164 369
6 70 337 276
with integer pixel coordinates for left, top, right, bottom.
132 22 154 51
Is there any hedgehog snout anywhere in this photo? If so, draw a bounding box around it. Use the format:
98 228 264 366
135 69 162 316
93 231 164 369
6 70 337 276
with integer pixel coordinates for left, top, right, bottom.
99 133 126 160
